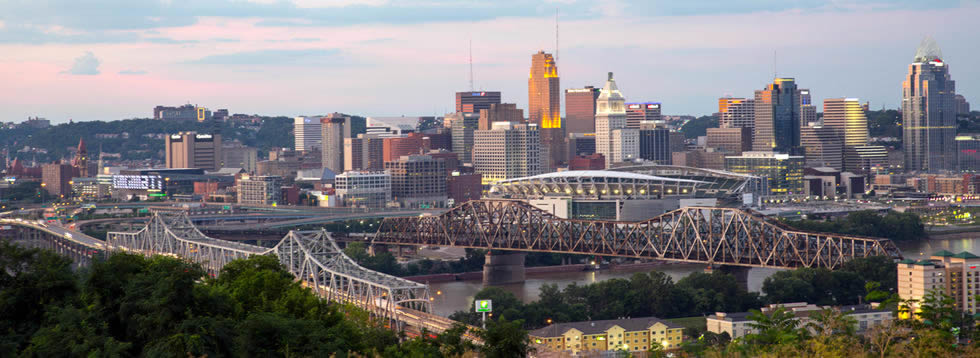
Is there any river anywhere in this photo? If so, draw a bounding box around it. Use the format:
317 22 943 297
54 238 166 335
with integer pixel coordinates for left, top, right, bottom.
426 236 980 317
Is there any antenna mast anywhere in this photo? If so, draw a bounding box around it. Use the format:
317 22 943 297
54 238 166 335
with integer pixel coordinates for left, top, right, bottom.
773 50 777 79
555 7 559 63
468 38 474 91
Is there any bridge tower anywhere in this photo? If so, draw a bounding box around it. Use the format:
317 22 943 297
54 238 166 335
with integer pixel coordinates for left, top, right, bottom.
483 250 526 285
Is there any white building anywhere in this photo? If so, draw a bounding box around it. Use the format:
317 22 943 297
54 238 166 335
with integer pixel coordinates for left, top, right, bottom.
294 116 322 152
237 175 283 205
473 121 544 185
595 72 637 167
333 171 392 208
707 302 893 339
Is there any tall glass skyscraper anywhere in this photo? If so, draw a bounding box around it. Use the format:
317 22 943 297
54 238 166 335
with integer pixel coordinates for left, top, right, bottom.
903 37 957 173
529 51 564 168
752 78 802 154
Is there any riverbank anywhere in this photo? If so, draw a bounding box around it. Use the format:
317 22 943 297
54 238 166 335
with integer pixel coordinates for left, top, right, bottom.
403 260 692 283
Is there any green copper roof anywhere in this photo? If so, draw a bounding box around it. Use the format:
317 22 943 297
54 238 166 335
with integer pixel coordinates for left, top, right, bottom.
914 260 936 266
952 251 980 259
932 250 956 257
898 259 916 264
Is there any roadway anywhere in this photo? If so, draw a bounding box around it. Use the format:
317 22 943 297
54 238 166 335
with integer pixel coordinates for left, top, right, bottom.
0 217 105 249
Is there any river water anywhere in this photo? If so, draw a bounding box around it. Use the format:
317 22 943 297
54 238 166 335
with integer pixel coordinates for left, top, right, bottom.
426 236 980 317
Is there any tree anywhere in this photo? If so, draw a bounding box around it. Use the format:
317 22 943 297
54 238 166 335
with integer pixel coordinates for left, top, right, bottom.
0 242 77 355
477 316 532 358
435 323 475 357
745 307 803 345
805 308 856 338
865 320 910 358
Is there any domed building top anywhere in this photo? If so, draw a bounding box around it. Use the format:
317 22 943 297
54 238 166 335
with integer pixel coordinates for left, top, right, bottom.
913 36 943 63
596 72 625 114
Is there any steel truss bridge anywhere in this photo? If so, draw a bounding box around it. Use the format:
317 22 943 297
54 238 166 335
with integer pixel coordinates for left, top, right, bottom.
1 212 458 334
374 200 903 269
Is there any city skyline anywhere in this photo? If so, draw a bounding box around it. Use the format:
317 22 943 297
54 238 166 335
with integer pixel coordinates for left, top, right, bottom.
1 1 978 123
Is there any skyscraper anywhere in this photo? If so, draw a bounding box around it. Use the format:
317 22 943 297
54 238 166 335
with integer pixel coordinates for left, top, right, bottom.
456 91 502 113
478 103 524 130
528 51 564 167
595 72 637 167
823 98 869 148
626 103 662 129
320 113 366 174
903 37 957 172
565 86 600 134
165 132 222 171
473 122 543 185
446 112 480 163
753 78 802 153
718 98 756 129
294 116 322 152
800 122 843 169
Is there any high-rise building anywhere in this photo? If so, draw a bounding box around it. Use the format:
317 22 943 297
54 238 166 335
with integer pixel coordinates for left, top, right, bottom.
611 129 640 165
718 98 755 130
903 37 957 172
473 122 543 185
447 112 480 164
565 86 600 134
726 151 805 196
823 98 869 148
843 145 888 174
800 122 843 169
626 102 662 129
344 134 385 171
956 135 980 172
753 78 802 153
479 103 524 130
294 116 323 152
706 127 752 155
237 175 283 205
898 251 980 319
385 154 448 208
42 162 73 197
456 91 501 113
638 125 671 165
528 50 564 168
320 113 367 174
567 133 596 157
673 150 725 171
595 72 637 167
383 133 431 162
165 132 222 171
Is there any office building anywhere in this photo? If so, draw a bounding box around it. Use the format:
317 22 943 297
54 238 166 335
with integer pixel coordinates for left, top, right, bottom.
344 134 385 171
383 133 430 162
321 113 366 174
823 98 869 148
898 250 980 318
672 150 726 171
473 122 543 185
626 102 662 129
41 162 73 197
843 145 888 174
447 172 483 205
799 89 817 129
903 37 957 172
447 112 480 163
611 129 640 165
236 175 283 205
753 78 802 153
800 122 843 169
706 127 752 155
718 97 755 130
221 144 258 173
638 126 671 165
708 302 892 339
165 132 223 171
957 135 980 172
568 153 605 170
567 133 596 157
478 103 524 130
294 116 323 152
528 50 564 167
385 154 448 208
154 104 202 121
456 91 501 113
529 316 684 355
333 171 392 208
595 72 637 167
565 86 600 134
726 151 805 196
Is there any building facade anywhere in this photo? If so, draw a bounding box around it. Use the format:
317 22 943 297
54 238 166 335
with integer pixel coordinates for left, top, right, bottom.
903 37 957 172
165 132 223 171
708 302 893 339
595 72 636 167
473 122 543 185
800 122 843 170
718 97 756 130
529 316 684 355
221 144 258 173
294 116 323 152
626 102 663 129
236 175 283 205
41 163 73 197
823 98 869 148
383 133 430 162
898 250 980 318
447 112 480 164
528 51 564 168
638 126 671 165
753 78 802 153
725 151 805 196
455 91 501 113
385 154 448 208
333 171 392 208
320 113 366 174
565 86 600 134
478 103 524 130
344 134 386 171
706 127 752 155
956 135 980 172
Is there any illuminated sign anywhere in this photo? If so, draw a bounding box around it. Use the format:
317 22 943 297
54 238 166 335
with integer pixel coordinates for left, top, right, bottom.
647 104 660 109
112 175 164 190
195 134 213 140
148 193 167 197
475 300 492 312
170 134 182 139
471 92 485 96
628 104 641 109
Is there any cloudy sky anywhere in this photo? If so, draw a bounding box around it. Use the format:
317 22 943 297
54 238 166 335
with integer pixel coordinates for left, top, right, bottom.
1 0 978 123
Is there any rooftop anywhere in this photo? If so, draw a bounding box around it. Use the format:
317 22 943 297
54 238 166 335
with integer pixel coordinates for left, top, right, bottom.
496 170 705 185
529 316 681 338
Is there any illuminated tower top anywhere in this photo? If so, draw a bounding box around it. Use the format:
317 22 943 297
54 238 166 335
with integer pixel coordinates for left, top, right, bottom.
528 51 560 129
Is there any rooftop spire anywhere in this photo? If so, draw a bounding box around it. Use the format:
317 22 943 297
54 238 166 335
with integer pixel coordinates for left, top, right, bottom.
913 36 943 63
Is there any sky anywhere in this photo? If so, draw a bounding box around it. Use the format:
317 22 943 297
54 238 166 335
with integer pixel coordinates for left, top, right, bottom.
1 0 978 123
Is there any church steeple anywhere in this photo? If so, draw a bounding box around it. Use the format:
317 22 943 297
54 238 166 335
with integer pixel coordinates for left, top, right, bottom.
72 138 89 177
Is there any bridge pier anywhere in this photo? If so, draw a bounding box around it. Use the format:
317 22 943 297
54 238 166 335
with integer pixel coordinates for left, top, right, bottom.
705 265 751 291
483 251 526 285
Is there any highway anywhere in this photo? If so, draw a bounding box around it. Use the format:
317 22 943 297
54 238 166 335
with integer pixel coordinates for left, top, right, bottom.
0 217 105 250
